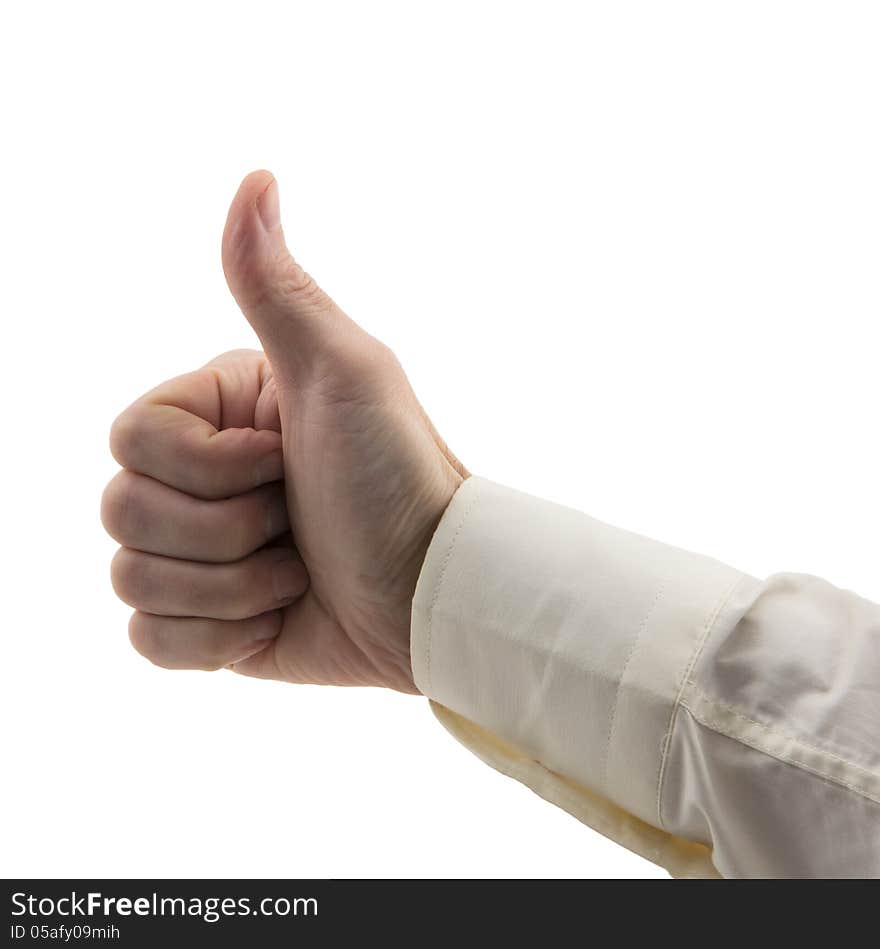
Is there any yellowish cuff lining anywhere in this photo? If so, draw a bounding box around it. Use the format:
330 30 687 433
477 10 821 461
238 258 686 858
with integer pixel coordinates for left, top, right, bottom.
431 700 719 879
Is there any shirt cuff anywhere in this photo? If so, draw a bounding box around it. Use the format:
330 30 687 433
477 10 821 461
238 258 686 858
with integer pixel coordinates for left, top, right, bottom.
410 476 752 830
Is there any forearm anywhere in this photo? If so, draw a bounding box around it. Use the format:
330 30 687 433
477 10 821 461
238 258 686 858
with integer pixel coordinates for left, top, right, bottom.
411 476 880 877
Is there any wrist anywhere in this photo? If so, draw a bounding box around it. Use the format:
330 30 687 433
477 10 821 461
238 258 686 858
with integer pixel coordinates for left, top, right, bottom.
390 467 466 694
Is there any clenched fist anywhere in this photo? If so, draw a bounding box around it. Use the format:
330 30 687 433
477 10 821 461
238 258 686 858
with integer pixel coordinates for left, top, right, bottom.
102 171 467 693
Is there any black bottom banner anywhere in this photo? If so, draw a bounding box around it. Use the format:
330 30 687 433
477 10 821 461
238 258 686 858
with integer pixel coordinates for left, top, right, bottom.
2 878 872 946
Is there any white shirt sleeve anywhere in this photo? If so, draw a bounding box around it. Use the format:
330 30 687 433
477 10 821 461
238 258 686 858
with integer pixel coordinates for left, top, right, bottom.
410 476 880 878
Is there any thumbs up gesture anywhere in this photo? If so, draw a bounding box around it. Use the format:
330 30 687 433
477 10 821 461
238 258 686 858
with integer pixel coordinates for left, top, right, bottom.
102 172 466 693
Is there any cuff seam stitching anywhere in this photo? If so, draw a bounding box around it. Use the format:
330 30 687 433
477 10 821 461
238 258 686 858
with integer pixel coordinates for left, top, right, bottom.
423 479 483 694
654 571 748 830
600 584 666 796
680 686 880 805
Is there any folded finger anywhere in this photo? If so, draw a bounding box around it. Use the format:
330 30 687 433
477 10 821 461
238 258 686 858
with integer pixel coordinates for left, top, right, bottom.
128 610 282 671
111 403 282 499
111 546 308 620
102 470 289 562
109 352 283 499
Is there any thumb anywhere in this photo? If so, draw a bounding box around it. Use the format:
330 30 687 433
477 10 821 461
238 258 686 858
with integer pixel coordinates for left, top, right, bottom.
222 170 347 378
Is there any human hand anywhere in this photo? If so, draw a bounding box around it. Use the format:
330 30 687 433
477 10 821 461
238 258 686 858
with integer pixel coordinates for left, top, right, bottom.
102 171 466 693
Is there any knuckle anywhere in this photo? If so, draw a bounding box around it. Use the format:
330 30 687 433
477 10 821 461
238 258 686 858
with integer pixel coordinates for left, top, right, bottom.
110 548 139 604
128 612 172 668
369 340 403 376
100 471 136 541
275 260 333 312
100 478 123 538
128 611 157 660
109 405 145 468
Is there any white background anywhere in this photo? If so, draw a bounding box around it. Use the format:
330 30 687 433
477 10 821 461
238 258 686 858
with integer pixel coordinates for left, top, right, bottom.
1 1 878 878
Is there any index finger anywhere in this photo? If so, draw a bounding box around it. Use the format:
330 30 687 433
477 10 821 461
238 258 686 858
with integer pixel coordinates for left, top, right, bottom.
110 351 283 499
